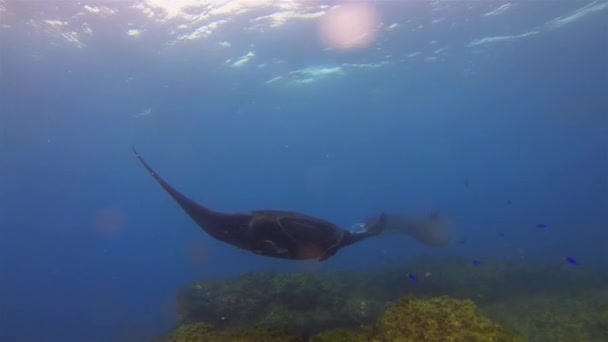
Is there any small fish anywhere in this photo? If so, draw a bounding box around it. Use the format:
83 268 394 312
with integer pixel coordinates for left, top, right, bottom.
536 224 547 228
464 179 471 188
507 200 512 205
472 259 482 266
564 257 577 265
407 273 418 282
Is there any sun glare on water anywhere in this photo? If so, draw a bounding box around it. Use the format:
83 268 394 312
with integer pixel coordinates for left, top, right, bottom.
141 0 273 19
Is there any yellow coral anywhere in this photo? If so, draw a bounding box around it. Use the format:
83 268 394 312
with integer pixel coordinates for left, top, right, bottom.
375 296 521 342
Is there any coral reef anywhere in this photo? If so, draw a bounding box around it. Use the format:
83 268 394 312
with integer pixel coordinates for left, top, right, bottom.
169 322 303 342
375 296 521 341
309 328 372 342
168 296 520 341
483 289 608 341
176 270 387 332
164 257 608 341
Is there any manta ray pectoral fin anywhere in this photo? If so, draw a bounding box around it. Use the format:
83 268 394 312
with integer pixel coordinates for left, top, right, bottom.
132 146 188 201
131 147 249 246
318 246 339 262
132 146 158 180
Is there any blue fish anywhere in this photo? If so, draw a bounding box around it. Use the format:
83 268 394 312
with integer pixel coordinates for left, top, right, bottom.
565 257 577 265
472 259 482 266
536 224 547 228
407 273 418 282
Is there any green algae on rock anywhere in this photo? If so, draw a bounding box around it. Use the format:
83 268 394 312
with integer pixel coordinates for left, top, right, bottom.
170 322 303 342
482 289 608 341
176 270 386 332
309 327 373 342
170 257 608 341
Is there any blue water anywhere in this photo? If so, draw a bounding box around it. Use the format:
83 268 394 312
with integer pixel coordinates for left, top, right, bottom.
1 1 607 340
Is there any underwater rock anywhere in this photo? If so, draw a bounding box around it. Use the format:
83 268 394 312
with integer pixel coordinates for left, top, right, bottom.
167 296 522 342
375 256 608 306
309 327 372 341
170 257 608 341
482 289 608 341
176 270 387 332
169 322 303 342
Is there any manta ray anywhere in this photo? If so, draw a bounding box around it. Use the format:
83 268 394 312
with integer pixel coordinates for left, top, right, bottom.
132 148 387 261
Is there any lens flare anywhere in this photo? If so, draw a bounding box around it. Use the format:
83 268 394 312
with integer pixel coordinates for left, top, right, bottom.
317 3 380 50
